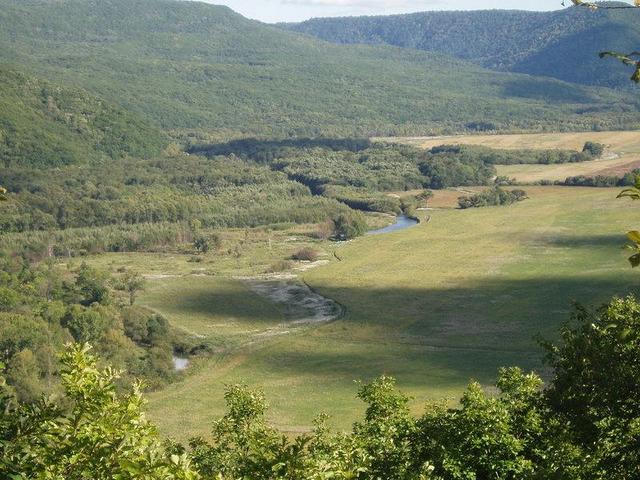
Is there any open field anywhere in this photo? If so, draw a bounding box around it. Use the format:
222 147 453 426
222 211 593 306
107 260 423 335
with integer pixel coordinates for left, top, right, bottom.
126 186 640 440
380 131 640 182
496 157 640 183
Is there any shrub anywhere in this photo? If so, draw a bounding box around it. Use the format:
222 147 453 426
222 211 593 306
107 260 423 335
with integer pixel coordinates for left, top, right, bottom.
193 236 209 254
458 187 527 209
266 260 293 273
332 212 368 240
291 247 319 262
314 219 334 240
582 141 605 157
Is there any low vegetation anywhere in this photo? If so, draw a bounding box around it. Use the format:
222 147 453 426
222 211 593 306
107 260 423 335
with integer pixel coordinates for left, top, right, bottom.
457 187 527 209
291 247 319 262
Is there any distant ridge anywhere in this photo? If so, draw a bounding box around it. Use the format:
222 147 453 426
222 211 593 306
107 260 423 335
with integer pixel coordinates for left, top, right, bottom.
283 3 640 89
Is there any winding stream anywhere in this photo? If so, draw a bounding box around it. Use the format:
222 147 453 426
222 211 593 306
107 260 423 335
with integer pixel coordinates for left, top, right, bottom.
366 214 419 235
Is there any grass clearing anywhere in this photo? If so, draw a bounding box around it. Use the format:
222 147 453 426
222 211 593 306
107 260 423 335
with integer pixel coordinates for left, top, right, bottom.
380 131 640 182
137 186 640 440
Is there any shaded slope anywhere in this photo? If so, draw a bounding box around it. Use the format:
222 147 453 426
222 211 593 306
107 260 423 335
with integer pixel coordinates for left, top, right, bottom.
285 4 640 89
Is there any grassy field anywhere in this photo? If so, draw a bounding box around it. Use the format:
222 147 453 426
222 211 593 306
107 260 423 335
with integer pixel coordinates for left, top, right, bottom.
123 186 640 440
380 131 640 182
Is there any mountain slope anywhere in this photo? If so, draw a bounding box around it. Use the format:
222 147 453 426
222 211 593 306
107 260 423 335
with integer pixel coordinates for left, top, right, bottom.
0 67 166 167
0 0 638 142
284 4 640 89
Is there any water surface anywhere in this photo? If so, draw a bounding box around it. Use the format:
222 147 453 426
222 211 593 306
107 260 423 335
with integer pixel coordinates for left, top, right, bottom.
367 214 419 235
173 356 189 371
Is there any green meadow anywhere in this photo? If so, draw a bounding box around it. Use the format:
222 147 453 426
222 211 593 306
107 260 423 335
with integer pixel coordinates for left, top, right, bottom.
131 186 640 440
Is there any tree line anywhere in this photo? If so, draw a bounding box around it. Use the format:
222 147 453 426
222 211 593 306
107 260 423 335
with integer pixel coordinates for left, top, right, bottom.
0 256 202 403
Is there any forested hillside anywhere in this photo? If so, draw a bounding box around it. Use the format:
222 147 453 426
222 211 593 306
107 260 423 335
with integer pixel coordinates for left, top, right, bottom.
0 67 166 167
284 3 640 89
0 0 639 142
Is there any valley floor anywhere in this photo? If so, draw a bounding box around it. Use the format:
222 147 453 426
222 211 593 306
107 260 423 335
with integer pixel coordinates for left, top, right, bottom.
87 186 639 440
381 131 640 182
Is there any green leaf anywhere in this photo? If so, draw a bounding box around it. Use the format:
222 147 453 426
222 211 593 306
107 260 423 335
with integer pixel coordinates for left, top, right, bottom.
626 231 640 244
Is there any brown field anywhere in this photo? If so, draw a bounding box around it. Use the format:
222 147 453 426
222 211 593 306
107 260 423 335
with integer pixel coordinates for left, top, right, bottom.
379 131 640 182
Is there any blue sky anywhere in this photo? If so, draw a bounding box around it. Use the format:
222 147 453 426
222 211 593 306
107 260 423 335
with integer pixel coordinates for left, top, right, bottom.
200 0 568 23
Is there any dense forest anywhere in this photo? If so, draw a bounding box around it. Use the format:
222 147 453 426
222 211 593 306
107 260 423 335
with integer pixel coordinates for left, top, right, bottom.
1 0 640 141
284 3 640 89
0 67 166 168
0 139 611 256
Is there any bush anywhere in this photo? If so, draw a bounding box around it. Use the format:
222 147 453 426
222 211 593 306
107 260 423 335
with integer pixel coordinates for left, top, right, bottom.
314 219 335 240
291 247 319 262
332 212 368 240
582 141 605 157
266 260 293 273
458 187 527 209
561 170 639 187
193 236 209 254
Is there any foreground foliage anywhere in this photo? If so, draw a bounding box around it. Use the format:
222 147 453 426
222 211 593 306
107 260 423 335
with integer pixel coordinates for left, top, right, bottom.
2 294 639 479
0 344 197 479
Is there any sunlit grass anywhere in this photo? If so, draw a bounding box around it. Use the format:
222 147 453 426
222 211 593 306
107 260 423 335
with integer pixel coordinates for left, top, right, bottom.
137 187 640 440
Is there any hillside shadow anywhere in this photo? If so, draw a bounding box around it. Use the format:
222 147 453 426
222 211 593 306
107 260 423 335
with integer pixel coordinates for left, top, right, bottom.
187 137 372 161
157 271 638 333
241 274 638 385
532 233 626 248
502 77 596 104
159 272 638 386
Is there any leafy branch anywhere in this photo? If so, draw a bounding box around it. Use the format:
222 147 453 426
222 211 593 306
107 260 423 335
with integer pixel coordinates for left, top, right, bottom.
566 0 639 9
617 176 640 266
0 186 7 202
566 0 640 82
600 51 640 83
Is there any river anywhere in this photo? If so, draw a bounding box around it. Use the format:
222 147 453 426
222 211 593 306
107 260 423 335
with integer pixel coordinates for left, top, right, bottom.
366 214 419 235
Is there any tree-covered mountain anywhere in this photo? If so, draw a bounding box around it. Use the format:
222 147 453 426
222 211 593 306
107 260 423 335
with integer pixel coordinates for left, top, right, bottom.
284 3 640 89
0 0 639 145
0 67 166 167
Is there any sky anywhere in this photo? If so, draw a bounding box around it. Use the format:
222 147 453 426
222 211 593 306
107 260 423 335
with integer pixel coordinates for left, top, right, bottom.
199 0 568 23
